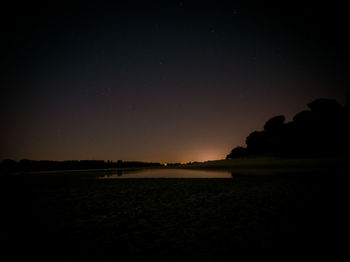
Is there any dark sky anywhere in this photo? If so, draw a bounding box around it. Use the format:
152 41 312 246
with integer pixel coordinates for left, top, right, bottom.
1 1 349 162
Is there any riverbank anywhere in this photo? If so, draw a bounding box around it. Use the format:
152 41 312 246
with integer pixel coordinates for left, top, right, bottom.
1 167 349 260
182 156 349 175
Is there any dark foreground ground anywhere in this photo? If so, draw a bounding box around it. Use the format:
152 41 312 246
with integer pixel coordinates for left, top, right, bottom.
1 170 349 260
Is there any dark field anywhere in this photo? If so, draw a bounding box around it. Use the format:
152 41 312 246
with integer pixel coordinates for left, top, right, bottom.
1 170 349 260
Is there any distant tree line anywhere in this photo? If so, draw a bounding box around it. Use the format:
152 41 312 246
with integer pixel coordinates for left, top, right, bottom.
227 96 350 159
0 159 162 174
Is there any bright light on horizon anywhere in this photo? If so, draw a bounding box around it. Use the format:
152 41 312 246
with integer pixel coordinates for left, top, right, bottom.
179 148 225 163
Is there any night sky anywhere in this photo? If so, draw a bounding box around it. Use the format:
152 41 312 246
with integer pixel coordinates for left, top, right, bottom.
2 1 349 162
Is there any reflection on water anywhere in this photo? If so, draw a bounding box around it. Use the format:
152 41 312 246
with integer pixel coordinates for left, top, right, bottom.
100 168 232 179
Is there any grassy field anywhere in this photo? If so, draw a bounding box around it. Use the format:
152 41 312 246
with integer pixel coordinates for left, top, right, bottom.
1 158 349 260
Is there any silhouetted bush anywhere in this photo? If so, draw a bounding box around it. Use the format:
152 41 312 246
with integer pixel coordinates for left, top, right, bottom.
246 131 269 154
263 115 285 132
226 146 248 159
227 96 350 159
293 110 312 123
307 98 342 114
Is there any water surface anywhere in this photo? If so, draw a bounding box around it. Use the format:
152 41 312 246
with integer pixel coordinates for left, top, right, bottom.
100 168 232 179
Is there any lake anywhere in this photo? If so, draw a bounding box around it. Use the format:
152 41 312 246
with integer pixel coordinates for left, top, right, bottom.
99 168 232 179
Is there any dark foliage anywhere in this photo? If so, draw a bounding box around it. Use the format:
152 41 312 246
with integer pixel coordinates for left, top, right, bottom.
263 115 285 132
226 146 248 159
227 97 350 158
0 159 17 173
245 131 269 154
0 159 162 174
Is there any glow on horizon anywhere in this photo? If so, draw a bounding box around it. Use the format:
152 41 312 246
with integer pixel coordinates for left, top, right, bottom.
179 149 225 163
2 3 347 163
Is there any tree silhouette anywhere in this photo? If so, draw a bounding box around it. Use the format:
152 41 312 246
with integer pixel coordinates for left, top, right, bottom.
263 115 285 132
246 130 268 154
0 159 162 173
227 96 350 159
307 98 342 114
0 159 17 174
226 146 248 159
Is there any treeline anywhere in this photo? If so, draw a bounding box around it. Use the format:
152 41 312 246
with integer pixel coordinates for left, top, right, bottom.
0 159 162 174
227 97 350 159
